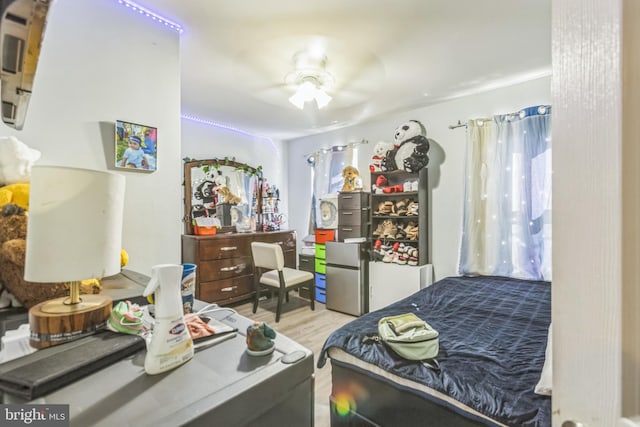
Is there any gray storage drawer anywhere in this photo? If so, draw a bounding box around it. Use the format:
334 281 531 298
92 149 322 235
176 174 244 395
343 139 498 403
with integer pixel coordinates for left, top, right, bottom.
298 254 315 273
337 225 369 241
339 208 370 226
338 192 370 210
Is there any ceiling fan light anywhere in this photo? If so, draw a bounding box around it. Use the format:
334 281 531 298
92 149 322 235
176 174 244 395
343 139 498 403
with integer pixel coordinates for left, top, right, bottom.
289 80 323 109
314 89 332 109
289 91 306 109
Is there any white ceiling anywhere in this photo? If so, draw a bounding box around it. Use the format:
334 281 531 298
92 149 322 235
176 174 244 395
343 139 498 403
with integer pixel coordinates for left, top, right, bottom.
142 0 551 141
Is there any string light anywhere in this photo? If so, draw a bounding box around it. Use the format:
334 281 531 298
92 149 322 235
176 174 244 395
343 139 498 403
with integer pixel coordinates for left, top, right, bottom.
115 0 183 34
181 114 279 153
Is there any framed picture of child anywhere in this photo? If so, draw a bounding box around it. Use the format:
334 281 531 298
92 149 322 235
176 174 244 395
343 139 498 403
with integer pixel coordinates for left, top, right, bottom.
115 120 157 172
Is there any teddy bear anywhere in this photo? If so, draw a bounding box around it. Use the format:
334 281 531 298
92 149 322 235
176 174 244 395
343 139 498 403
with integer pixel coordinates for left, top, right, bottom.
341 165 361 192
0 182 30 211
0 203 102 308
0 136 41 185
369 141 395 172
218 186 242 204
382 120 430 173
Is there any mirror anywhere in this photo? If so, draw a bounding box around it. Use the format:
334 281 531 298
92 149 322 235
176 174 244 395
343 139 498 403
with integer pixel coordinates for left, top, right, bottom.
183 159 262 235
0 0 52 129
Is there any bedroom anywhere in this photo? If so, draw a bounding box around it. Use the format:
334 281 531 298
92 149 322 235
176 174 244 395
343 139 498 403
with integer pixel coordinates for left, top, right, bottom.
0 0 637 426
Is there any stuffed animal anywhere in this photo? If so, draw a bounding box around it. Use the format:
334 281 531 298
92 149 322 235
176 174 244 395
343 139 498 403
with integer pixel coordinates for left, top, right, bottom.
0 182 30 210
0 136 41 185
0 204 101 308
370 141 395 172
218 186 241 204
382 120 430 173
341 166 361 192
404 140 430 173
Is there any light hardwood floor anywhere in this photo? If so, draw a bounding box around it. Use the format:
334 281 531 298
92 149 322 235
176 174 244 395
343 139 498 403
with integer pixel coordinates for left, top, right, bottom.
232 292 355 427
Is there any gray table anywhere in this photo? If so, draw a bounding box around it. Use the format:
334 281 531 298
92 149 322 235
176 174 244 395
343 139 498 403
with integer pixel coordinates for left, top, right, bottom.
2 273 315 427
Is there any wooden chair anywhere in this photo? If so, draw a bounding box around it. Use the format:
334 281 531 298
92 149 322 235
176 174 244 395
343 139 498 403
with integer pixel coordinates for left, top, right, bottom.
251 242 315 322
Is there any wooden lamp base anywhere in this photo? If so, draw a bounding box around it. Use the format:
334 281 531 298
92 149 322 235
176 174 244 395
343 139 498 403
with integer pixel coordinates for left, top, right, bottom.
28 293 113 349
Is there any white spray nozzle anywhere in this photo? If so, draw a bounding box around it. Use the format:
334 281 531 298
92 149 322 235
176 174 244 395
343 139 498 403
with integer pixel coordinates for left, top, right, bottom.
143 264 183 297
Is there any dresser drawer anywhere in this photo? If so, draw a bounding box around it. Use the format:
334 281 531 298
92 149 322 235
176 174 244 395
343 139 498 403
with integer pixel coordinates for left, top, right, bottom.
338 208 370 226
315 243 326 260
338 192 370 210
199 237 251 260
337 225 370 241
298 254 316 272
199 256 253 282
198 275 254 303
258 232 296 252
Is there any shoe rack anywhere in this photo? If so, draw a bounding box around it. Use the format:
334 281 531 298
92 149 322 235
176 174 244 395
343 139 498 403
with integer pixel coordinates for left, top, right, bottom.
370 168 428 266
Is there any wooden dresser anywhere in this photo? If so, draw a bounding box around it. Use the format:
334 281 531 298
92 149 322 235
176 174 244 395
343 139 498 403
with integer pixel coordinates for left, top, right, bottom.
181 230 297 305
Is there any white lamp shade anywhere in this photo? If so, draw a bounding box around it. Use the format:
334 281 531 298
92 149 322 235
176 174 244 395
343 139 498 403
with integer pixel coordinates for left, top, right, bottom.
24 166 125 283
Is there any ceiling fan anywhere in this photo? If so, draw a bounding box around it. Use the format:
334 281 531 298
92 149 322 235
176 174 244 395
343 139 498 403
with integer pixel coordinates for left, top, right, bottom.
285 51 334 109
231 36 385 112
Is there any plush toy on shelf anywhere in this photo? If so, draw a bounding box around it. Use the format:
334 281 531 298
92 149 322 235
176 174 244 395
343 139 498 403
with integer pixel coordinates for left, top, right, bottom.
0 136 41 185
0 204 101 308
218 186 242 204
369 141 395 172
0 182 30 211
341 165 361 192
381 120 430 172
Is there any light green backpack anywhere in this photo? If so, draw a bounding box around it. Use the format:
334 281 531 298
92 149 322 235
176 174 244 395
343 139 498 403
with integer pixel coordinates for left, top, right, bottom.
367 312 440 370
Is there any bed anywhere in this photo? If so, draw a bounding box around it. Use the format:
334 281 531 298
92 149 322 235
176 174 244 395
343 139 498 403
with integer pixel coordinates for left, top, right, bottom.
318 275 551 427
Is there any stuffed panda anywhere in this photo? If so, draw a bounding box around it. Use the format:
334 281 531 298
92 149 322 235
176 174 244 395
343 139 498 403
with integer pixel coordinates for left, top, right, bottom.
392 120 430 173
403 140 429 173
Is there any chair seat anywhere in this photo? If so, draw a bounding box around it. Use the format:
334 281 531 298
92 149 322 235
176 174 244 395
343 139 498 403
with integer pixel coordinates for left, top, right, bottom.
259 268 314 288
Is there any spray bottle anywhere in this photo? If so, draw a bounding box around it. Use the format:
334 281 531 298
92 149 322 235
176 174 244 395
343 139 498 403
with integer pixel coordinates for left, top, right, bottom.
143 264 194 375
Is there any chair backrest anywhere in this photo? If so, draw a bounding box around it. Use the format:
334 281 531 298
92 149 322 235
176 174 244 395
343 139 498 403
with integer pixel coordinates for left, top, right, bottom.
251 242 285 271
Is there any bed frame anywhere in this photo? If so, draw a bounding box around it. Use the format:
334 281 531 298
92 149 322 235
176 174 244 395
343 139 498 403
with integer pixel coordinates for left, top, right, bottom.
318 275 552 427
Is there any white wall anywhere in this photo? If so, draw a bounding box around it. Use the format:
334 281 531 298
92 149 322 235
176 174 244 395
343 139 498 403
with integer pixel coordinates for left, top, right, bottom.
180 119 289 230
286 77 551 280
1 0 182 275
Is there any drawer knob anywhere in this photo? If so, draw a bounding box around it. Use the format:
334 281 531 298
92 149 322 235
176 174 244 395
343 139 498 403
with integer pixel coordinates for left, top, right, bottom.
220 246 238 251
220 265 239 272
221 286 238 292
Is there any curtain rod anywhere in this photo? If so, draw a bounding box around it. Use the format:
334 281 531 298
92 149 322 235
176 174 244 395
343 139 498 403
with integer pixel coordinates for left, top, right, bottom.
448 120 467 130
448 105 552 131
302 138 368 158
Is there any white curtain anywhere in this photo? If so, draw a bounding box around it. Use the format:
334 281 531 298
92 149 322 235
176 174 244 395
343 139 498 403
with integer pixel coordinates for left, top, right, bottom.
459 105 552 281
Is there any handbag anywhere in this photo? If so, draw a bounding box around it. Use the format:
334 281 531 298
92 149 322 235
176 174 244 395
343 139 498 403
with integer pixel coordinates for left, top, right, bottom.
365 312 440 370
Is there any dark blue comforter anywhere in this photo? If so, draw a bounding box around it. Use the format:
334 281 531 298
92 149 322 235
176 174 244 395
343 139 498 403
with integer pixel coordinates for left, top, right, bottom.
318 275 551 427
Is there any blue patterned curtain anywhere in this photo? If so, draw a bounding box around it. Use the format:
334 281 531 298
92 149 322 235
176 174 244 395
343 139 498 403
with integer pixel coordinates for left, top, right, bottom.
459 105 552 281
